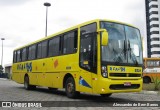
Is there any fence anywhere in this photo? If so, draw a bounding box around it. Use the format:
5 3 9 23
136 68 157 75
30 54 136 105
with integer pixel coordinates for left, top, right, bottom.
0 73 9 78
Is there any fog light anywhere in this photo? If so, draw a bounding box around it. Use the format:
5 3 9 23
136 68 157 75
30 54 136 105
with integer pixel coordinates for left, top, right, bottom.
101 88 105 92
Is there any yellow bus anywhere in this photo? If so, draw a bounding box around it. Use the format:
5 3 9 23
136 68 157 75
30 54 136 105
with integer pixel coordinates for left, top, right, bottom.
143 58 160 83
12 19 143 98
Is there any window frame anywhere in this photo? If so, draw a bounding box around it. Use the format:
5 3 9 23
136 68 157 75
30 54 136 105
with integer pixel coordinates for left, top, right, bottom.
13 51 17 63
16 50 22 62
28 44 37 60
149 11 158 15
13 28 78 62
146 60 160 67
151 31 159 35
48 36 61 57
41 40 48 58
36 42 42 59
62 29 78 55
21 48 27 61
79 22 97 73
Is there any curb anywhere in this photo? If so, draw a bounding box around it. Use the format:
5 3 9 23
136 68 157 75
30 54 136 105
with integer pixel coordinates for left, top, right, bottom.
137 90 159 95
142 90 158 95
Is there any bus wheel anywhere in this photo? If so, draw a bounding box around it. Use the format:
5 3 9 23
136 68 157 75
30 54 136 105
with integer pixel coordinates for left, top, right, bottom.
24 76 30 90
24 76 36 90
143 77 151 83
65 77 79 98
100 93 112 97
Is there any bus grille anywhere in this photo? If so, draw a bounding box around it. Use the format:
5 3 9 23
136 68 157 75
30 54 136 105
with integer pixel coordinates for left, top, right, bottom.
110 84 140 90
109 73 141 77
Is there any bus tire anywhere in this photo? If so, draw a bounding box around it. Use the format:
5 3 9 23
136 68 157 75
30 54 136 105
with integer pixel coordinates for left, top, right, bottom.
143 77 151 83
30 85 36 89
24 75 36 90
24 76 31 90
65 77 79 98
100 93 112 97
24 76 36 90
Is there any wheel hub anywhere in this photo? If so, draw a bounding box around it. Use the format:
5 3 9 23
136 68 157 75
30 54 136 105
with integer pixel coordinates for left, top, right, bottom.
67 83 73 93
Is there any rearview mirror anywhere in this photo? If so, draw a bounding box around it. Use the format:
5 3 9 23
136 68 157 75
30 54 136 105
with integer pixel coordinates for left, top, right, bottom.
98 29 108 46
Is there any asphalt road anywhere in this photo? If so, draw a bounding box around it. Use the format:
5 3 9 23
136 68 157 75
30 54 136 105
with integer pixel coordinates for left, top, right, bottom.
0 78 160 110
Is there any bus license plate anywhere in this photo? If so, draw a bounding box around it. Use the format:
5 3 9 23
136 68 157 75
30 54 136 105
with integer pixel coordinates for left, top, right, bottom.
124 82 131 86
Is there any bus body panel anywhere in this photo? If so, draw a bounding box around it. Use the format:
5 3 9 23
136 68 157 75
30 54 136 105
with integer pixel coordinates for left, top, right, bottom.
96 78 142 94
78 70 92 93
143 58 160 83
143 73 160 82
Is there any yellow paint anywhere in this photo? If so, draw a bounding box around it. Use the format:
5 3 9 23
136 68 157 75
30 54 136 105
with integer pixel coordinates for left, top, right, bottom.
12 19 142 95
143 57 160 82
108 66 142 73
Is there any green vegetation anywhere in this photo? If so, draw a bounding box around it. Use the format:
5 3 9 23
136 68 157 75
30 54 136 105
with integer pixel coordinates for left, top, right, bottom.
143 83 159 91
143 83 160 95
0 65 3 73
142 76 160 99
151 76 160 91
143 76 160 91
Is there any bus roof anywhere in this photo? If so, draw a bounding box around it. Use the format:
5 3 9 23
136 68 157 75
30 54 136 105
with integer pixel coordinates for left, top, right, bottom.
14 19 136 51
144 57 160 60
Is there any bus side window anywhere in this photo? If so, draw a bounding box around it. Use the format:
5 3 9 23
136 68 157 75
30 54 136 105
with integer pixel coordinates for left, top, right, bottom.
41 40 48 58
37 43 42 59
62 30 78 54
22 48 27 61
48 36 60 57
13 51 17 63
28 45 36 60
80 36 92 70
16 50 22 62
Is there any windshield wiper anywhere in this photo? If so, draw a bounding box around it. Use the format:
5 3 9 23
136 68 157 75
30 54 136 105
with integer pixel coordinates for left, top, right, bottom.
128 40 138 65
123 40 127 59
112 41 127 64
112 48 123 64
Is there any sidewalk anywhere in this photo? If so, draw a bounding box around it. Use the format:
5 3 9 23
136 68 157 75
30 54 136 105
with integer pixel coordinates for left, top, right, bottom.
136 90 159 95
0 78 8 80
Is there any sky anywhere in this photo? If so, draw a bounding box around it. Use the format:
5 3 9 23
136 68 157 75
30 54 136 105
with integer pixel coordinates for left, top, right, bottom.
0 0 146 67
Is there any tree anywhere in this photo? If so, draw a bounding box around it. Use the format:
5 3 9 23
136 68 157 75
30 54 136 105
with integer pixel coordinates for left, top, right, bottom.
0 65 4 73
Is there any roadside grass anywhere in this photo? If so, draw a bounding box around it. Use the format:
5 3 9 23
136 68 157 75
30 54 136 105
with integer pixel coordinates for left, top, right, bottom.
143 83 160 95
143 83 157 91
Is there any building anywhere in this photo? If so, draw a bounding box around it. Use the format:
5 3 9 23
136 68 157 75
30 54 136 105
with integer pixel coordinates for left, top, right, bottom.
4 63 12 79
145 0 160 57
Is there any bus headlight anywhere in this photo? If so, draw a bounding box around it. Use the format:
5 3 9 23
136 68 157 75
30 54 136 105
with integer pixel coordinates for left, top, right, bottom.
101 66 108 78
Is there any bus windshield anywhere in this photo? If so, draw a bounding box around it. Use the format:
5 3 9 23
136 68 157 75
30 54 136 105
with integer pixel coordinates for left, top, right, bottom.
101 21 143 66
